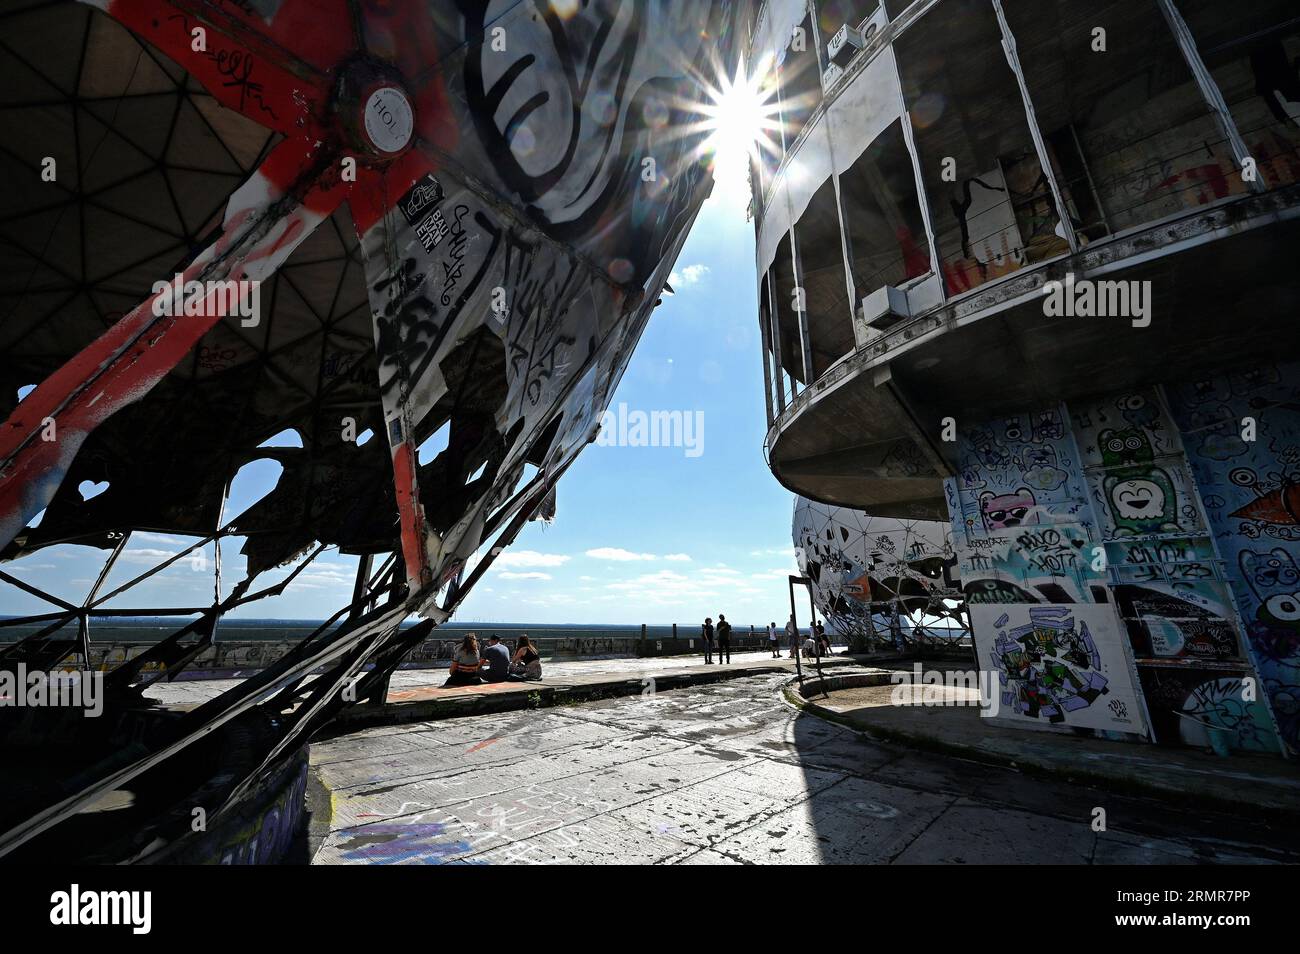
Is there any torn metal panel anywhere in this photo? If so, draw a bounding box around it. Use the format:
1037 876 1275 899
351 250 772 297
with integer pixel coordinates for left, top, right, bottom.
0 0 747 858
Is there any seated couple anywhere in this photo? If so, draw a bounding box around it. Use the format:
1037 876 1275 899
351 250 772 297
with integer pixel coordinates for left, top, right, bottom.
443 634 543 686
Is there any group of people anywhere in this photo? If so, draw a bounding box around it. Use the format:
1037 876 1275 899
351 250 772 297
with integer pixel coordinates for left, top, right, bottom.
699 614 733 664
764 616 831 659
443 633 543 687
699 614 834 663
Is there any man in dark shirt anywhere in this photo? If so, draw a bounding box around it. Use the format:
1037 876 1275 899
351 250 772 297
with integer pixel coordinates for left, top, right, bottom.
481 635 511 683
716 614 732 664
701 617 714 664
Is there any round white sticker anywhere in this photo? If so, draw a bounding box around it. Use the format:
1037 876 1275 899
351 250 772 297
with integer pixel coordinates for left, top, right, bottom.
363 87 414 154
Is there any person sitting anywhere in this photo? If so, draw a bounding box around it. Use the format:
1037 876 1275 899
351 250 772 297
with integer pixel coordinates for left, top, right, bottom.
801 634 818 659
481 634 510 683
444 634 483 687
508 634 543 681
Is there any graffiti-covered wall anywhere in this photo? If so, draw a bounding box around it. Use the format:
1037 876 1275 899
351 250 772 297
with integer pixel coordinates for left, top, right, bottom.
1168 363 1300 755
946 408 1147 736
946 376 1295 754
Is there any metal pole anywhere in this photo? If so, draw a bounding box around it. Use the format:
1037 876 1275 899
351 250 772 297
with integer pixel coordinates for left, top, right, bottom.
788 575 803 684
1157 0 1265 195
806 580 827 696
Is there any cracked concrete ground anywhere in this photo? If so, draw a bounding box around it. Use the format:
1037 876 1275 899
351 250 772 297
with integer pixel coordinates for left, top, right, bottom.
306 673 1300 865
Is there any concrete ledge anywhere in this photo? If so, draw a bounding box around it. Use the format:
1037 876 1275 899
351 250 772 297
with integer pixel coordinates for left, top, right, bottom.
785 673 1300 825
327 656 857 733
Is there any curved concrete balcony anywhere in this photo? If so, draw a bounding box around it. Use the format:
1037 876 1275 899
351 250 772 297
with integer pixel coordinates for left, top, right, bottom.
764 183 1300 517
749 0 1300 517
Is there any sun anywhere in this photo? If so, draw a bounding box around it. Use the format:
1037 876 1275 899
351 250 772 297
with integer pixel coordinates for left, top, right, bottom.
695 56 783 208
702 58 780 161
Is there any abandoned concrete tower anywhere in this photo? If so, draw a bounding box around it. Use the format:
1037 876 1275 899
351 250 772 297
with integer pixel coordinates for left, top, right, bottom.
748 0 1300 754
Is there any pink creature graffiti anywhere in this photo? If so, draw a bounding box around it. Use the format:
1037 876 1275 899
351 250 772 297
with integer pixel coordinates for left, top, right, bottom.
979 487 1039 533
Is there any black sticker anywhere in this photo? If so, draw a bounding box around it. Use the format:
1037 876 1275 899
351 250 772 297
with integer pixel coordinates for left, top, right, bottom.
397 174 445 227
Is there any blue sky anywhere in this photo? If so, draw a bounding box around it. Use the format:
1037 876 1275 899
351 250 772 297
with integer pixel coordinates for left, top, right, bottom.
3 147 803 627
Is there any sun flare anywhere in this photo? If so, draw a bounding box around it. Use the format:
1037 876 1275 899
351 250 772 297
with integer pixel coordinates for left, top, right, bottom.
693 58 783 208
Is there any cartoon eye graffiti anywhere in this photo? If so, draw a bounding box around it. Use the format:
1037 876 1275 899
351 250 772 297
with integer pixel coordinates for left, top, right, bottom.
1121 395 1145 410
1108 439 1124 452
1125 437 1141 450
1229 468 1257 487
1265 594 1300 622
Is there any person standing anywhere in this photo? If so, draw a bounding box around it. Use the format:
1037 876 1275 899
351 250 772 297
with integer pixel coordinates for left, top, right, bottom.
701 617 715 664
767 621 780 658
716 614 732 665
785 615 798 658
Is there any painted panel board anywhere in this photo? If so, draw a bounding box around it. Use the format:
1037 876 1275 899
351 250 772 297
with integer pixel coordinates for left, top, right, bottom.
972 602 1148 736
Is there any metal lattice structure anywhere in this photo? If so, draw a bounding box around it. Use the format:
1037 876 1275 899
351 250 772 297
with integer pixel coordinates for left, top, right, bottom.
0 0 747 861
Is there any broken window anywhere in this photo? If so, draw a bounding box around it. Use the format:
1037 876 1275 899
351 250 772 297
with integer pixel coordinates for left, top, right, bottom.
1002 0 1235 235
818 0 882 42
793 178 855 379
837 119 929 304
754 62 784 195
1175 0 1300 191
778 12 823 147
896 0 1068 296
770 232 806 393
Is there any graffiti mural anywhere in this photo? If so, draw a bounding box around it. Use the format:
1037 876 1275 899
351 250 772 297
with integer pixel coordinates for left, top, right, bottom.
1137 668 1279 754
971 603 1147 735
1169 362 1300 755
947 404 1102 606
1073 390 1245 664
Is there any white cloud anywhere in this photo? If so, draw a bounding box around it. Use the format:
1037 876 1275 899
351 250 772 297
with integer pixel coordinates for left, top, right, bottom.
668 263 710 288
749 546 796 557
135 531 194 546
120 548 182 564
600 563 768 606
586 547 656 561
663 553 692 562
498 571 552 581
495 550 571 568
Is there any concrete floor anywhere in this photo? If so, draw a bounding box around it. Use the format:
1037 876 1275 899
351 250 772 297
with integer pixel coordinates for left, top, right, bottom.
306 673 1300 865
144 649 812 707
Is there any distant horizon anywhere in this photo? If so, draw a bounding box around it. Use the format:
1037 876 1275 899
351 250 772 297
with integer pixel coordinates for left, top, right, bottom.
0 615 795 627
